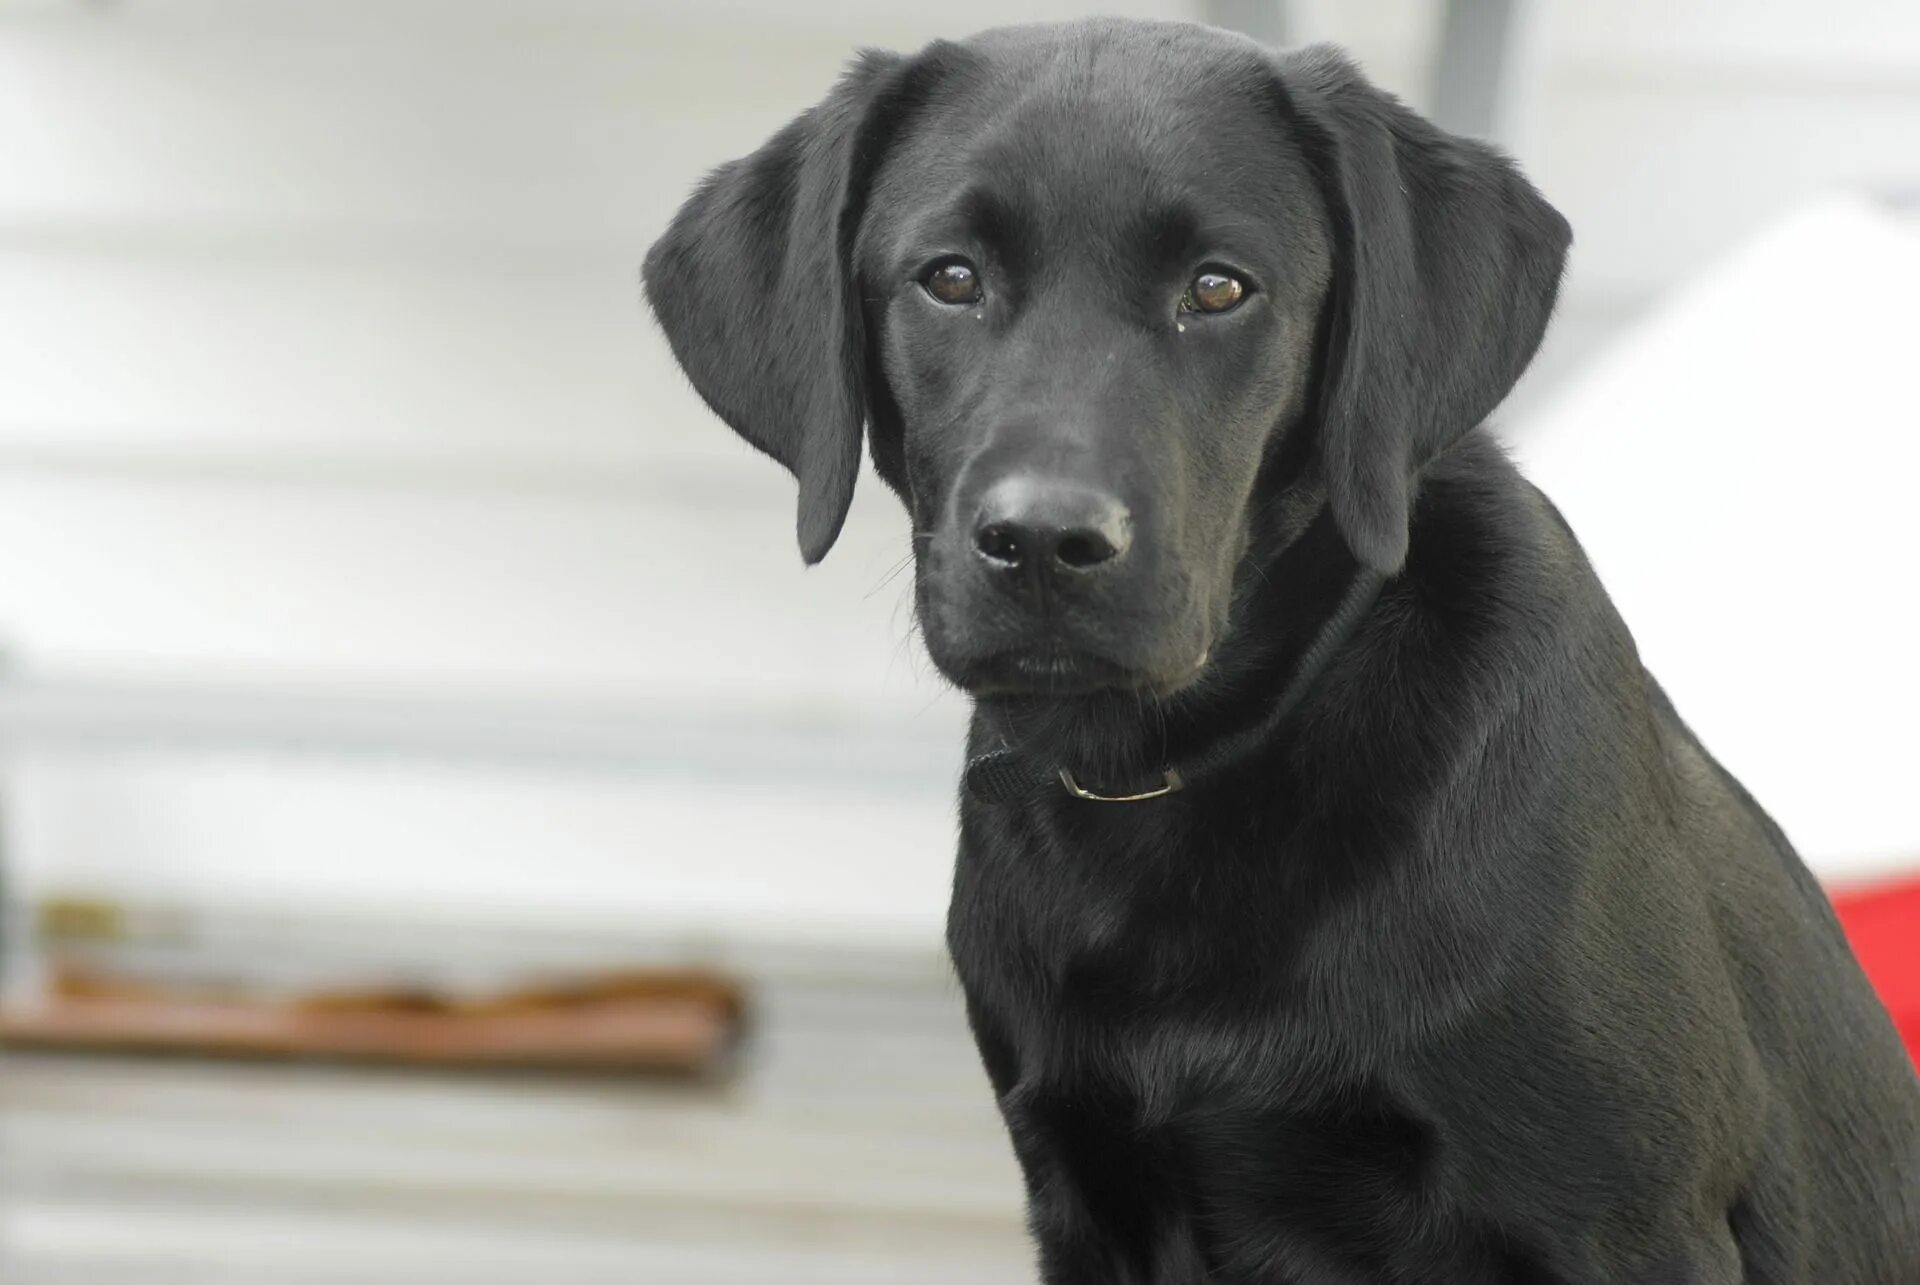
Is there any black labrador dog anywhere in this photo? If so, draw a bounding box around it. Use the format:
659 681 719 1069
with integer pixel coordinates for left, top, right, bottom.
645 19 1920 1283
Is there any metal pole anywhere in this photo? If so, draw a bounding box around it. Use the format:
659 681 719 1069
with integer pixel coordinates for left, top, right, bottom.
1430 0 1545 148
1202 0 1292 48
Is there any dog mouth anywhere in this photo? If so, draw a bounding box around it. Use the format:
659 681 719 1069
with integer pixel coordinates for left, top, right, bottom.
953 643 1212 699
958 646 1149 698
917 578 1218 699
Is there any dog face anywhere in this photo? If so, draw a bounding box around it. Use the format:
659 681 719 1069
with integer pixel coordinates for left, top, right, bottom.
645 20 1568 699
860 26 1334 697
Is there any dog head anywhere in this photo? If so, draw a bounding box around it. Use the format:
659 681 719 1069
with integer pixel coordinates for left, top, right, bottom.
645 20 1568 699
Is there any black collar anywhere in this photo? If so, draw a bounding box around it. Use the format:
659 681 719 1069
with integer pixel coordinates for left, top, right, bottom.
963 515 1387 806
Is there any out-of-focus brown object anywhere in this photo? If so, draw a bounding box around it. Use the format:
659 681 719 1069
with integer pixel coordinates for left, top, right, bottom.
0 965 746 1076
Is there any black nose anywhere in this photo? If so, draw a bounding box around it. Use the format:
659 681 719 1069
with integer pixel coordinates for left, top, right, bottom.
972 476 1133 578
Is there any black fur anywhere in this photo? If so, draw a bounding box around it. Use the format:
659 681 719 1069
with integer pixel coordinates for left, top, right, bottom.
645 18 1920 1283
643 49 912 562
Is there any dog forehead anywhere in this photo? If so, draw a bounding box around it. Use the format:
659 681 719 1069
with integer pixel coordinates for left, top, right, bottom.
871 26 1306 254
956 17 1268 97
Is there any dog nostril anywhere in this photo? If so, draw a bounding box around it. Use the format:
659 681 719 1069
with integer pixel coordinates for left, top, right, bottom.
1054 531 1118 569
975 522 1025 568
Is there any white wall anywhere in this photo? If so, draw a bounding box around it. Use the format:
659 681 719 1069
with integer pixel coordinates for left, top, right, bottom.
0 2 995 950
1 0 1916 952
1516 197 1920 876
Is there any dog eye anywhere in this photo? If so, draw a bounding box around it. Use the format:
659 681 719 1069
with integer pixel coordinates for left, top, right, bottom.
1179 270 1246 315
923 258 983 305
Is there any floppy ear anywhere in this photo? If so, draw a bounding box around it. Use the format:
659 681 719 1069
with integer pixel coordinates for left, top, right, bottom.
1276 49 1571 574
643 52 908 564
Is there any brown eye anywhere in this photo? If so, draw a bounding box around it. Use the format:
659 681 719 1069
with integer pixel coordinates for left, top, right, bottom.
924 259 982 305
1180 270 1246 315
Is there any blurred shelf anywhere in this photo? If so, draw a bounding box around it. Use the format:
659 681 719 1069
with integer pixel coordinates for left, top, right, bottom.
0 679 965 953
0 971 1028 1285
0 460 944 707
0 243 699 475
0 677 958 785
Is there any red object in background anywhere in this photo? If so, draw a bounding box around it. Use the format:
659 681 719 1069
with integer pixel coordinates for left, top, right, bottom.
1831 874 1920 1065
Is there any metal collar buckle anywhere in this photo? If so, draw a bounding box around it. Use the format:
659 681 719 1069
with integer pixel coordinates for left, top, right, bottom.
1056 766 1185 803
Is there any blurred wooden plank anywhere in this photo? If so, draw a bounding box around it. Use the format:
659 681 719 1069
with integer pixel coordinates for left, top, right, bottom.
0 966 746 1075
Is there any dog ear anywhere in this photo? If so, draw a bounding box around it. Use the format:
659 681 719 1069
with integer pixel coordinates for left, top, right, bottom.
1276 49 1571 574
643 52 909 564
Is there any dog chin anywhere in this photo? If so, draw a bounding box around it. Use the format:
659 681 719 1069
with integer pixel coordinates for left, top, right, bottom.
936 643 1209 701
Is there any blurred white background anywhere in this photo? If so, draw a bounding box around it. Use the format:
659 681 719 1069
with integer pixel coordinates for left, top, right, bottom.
0 4 1916 1278
3 0 1916 957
